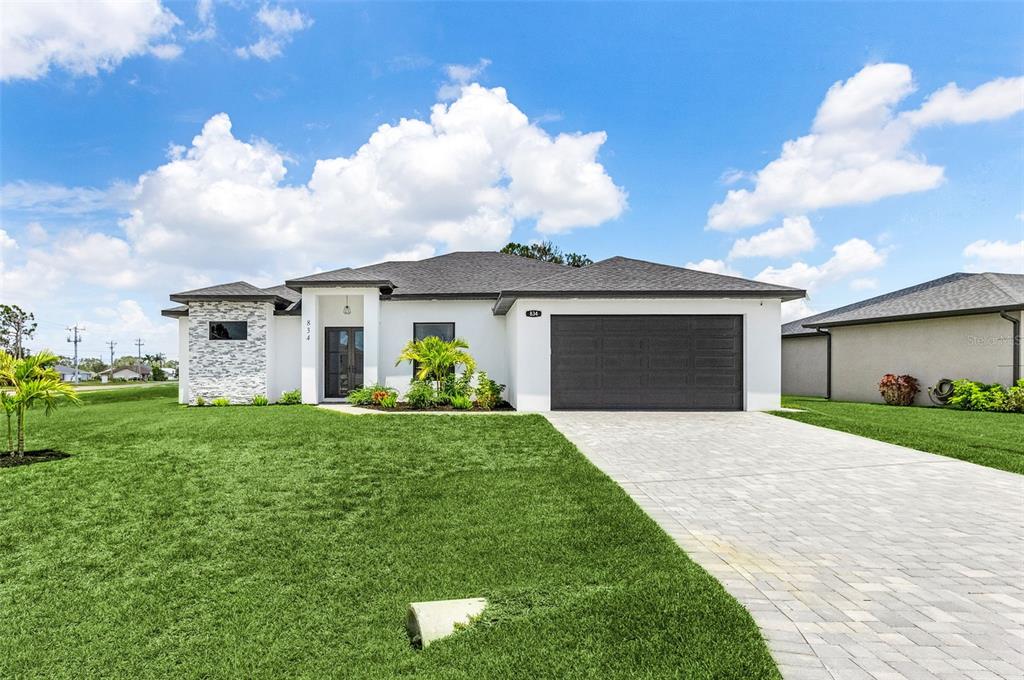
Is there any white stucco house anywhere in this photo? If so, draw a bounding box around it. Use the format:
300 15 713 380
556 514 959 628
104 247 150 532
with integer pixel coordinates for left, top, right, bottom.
782 272 1022 405
54 365 93 382
163 252 804 411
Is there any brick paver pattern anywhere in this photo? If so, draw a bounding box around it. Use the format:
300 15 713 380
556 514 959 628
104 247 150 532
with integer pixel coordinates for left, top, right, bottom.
544 411 1024 680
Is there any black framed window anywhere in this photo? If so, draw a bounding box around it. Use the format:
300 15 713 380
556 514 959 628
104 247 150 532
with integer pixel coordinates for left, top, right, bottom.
412 322 455 376
209 321 248 340
414 322 455 343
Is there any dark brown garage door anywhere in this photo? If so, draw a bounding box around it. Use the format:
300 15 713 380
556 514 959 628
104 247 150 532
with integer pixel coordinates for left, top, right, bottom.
550 315 743 410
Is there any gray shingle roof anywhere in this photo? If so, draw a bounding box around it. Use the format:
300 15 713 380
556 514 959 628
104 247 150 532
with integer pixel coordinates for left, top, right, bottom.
170 252 807 314
784 272 1024 335
169 281 281 303
284 268 396 289
286 252 570 297
492 256 805 313
161 304 189 318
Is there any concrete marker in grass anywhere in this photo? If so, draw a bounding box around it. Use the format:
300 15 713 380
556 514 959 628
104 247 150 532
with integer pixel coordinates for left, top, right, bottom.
407 598 487 648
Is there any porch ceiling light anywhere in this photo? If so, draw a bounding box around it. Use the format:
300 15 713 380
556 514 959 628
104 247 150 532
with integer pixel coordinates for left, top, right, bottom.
343 295 351 315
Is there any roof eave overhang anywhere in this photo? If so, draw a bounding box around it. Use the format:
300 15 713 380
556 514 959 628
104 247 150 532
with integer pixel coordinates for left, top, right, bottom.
284 279 395 292
161 309 188 318
384 292 499 301
803 304 1024 330
493 288 807 315
169 294 284 304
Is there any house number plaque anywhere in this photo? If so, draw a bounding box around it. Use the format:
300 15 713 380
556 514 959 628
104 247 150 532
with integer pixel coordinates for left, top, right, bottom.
525 310 542 318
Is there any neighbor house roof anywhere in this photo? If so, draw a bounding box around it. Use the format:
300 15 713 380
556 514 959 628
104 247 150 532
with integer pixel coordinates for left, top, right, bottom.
168 251 806 316
100 364 152 376
783 272 1024 336
492 256 806 314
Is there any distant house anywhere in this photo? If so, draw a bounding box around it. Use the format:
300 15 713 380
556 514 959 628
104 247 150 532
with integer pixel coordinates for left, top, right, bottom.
98 365 152 382
54 365 94 383
782 272 1022 404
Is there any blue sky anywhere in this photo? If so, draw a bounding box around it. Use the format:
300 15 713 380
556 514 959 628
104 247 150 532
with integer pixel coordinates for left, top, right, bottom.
1 1 1022 359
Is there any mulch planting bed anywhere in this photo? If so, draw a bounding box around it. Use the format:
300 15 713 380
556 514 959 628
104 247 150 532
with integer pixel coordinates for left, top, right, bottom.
358 402 515 412
0 450 71 468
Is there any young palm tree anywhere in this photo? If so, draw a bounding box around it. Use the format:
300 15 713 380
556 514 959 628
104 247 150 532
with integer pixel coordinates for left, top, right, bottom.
0 351 15 453
0 349 80 456
395 336 476 385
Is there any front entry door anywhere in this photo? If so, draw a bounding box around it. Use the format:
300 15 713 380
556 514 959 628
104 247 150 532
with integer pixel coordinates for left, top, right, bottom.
325 327 364 398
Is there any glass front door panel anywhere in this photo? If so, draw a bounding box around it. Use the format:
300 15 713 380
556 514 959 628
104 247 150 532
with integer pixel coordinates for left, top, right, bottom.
325 327 363 398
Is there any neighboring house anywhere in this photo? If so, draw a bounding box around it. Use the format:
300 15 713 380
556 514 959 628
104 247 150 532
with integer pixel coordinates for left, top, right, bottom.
782 272 1023 405
54 365 93 382
163 251 804 410
99 365 152 382
162 367 177 379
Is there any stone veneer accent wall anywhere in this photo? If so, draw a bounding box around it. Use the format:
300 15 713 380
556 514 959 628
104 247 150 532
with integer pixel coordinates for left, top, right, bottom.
187 300 271 404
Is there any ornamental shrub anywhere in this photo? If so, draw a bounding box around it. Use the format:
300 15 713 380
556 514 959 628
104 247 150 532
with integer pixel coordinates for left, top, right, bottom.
251 394 269 406
1005 379 1024 413
194 395 206 407
379 393 398 409
346 386 375 405
474 371 505 410
212 397 231 407
878 374 919 406
450 395 473 410
949 379 1011 412
278 389 301 405
405 380 438 409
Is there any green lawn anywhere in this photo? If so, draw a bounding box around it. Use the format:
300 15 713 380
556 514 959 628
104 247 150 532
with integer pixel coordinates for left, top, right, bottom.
776 396 1024 475
0 385 777 679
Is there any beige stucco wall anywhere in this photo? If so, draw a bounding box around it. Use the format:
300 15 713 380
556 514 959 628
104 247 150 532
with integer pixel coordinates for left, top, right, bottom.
782 334 828 397
830 311 1021 405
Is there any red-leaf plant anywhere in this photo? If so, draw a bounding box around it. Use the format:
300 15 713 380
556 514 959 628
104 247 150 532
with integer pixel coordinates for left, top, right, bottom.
878 374 920 406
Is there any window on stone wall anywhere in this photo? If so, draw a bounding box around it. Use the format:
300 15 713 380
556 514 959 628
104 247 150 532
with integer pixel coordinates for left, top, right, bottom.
209 321 248 340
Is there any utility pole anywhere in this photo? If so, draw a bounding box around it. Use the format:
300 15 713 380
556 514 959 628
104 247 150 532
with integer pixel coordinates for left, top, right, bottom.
66 325 84 383
106 340 117 373
135 338 145 381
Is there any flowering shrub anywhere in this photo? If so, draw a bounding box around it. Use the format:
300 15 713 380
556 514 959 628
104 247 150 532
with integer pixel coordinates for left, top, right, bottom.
878 374 920 406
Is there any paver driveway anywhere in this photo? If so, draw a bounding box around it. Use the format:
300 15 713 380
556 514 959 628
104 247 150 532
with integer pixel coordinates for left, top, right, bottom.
545 411 1024 680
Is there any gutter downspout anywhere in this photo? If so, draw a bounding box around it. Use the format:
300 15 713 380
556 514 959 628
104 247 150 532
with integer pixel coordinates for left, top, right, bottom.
999 311 1021 383
816 328 832 400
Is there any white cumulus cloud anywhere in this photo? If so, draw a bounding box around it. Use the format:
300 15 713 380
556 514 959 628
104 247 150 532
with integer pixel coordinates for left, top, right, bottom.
1 0 180 81
963 239 1024 273
235 4 313 61
756 238 887 293
438 58 492 100
683 259 742 277
707 64 1024 231
728 216 817 259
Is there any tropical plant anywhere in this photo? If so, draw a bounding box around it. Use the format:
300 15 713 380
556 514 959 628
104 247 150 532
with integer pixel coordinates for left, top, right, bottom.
450 395 473 410
405 380 438 409
1006 379 1024 413
251 394 269 406
278 389 301 405
474 371 505 410
152 366 167 382
379 393 398 409
878 374 919 406
0 349 80 456
396 336 476 387
347 386 375 405
948 379 1011 412
211 398 231 407
194 395 206 407
438 369 474 405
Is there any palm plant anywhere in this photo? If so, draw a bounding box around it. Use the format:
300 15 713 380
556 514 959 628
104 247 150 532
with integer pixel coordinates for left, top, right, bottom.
395 336 476 386
0 349 80 456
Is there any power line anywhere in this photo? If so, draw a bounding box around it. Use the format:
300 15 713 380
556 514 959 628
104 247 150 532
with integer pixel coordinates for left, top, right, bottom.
106 340 117 370
135 338 145 379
